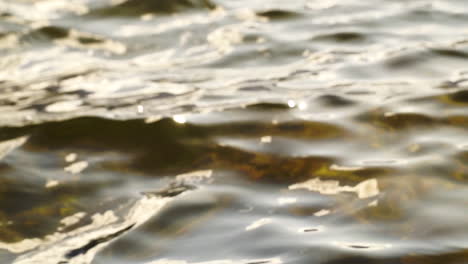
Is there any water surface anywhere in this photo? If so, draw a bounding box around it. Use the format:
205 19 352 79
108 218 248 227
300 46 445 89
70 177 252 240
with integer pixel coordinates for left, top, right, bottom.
0 0 467 263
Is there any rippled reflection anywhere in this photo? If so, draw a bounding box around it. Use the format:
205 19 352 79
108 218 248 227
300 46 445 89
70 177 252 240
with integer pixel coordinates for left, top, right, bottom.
0 102 465 263
1 0 468 263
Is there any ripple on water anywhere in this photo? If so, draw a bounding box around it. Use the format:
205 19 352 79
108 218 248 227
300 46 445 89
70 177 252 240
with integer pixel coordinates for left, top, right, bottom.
0 101 466 263
0 0 468 263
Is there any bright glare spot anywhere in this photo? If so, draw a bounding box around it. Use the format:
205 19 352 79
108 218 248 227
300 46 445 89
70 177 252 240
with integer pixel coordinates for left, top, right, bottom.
145 115 163 124
298 101 308 110
137 105 144 114
64 161 88 174
289 178 379 199
45 100 83 113
287 100 296 108
60 212 86 228
314 209 330 217
45 180 59 188
173 115 187 124
260 136 272 143
0 136 28 160
277 197 297 205
330 164 363 171
246 218 273 231
65 153 77 163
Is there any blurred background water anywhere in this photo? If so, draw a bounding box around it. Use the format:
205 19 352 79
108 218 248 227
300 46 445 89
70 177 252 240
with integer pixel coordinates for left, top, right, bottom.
0 0 467 263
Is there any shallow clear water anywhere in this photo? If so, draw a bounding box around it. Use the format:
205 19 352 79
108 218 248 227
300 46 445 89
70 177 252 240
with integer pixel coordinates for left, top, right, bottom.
0 0 467 263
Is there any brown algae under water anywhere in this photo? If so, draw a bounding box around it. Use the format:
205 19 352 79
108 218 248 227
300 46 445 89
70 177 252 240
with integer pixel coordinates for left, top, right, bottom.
0 96 467 264
0 0 468 263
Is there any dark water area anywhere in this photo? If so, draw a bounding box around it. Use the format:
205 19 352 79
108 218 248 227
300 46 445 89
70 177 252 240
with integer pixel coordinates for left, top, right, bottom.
0 0 468 263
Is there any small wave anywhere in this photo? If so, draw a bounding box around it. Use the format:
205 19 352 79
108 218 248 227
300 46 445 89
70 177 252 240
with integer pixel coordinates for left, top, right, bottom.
90 0 216 17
